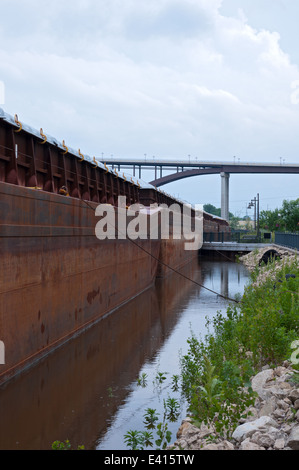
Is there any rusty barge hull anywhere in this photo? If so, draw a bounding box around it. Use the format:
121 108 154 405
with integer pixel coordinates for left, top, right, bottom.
0 108 229 385
0 182 160 384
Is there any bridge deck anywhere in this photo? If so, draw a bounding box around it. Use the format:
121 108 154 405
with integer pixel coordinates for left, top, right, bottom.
202 242 270 252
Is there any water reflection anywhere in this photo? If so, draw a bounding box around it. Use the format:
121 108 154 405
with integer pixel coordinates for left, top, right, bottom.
0 256 249 450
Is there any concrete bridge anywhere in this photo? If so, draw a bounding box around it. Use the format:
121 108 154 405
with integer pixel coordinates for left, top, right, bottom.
102 158 299 221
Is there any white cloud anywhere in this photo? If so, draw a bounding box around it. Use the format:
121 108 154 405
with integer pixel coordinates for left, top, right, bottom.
0 0 298 212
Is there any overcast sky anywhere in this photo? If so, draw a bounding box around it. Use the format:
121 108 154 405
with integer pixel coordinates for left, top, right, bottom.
0 0 298 216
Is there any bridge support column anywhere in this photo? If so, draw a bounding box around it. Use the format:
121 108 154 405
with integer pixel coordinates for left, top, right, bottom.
221 172 230 222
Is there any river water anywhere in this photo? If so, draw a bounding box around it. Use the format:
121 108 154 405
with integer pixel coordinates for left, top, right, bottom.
0 255 249 450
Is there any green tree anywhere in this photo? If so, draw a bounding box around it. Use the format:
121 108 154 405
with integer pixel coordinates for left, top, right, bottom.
230 216 242 230
259 208 280 232
281 198 299 232
259 199 299 232
204 204 221 217
204 204 236 221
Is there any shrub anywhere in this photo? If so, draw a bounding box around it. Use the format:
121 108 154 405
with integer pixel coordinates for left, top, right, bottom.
180 256 299 437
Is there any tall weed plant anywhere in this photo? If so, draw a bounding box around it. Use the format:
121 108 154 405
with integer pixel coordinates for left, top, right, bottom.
180 256 299 437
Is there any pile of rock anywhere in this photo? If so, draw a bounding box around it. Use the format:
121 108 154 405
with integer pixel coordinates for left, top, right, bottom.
239 246 297 273
170 363 299 451
239 246 298 289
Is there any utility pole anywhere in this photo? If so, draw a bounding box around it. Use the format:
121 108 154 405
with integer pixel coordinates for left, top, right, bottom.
248 193 260 241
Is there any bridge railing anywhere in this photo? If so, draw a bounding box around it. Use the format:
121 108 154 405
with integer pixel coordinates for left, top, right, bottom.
203 231 274 244
203 232 233 243
275 232 299 250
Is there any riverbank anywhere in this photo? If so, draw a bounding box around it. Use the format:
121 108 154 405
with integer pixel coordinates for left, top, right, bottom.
171 362 299 450
170 247 299 451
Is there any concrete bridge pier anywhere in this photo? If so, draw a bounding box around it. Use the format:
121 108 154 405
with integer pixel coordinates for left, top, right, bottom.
221 172 230 222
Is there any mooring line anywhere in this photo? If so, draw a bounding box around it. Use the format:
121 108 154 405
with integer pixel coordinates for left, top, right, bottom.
83 199 241 304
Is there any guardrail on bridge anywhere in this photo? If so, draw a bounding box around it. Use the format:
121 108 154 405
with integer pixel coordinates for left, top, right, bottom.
275 232 299 250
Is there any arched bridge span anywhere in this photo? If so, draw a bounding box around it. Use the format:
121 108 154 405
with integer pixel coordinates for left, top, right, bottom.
102 159 299 221
149 163 299 187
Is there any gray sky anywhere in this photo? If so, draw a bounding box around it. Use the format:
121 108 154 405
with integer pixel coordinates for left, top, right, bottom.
0 0 298 216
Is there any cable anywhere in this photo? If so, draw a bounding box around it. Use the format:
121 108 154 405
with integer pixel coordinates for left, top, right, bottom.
86 200 299 300
82 199 241 304
1 144 296 301
0 144 239 302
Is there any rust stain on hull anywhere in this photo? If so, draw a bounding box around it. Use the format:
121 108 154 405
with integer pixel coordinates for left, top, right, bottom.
0 112 230 385
0 183 160 384
0 184 229 385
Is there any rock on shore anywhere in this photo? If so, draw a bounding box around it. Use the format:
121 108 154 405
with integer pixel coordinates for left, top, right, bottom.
169 246 298 451
170 363 299 451
239 246 297 288
239 245 297 272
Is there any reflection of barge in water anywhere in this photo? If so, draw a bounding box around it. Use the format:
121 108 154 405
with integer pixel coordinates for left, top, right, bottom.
0 258 203 450
0 108 229 385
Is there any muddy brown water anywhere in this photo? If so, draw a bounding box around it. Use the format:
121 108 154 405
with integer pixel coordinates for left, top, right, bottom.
0 255 249 450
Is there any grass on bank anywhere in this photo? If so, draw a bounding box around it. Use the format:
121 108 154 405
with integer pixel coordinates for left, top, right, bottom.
51 256 299 450
180 255 299 438
122 255 299 449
